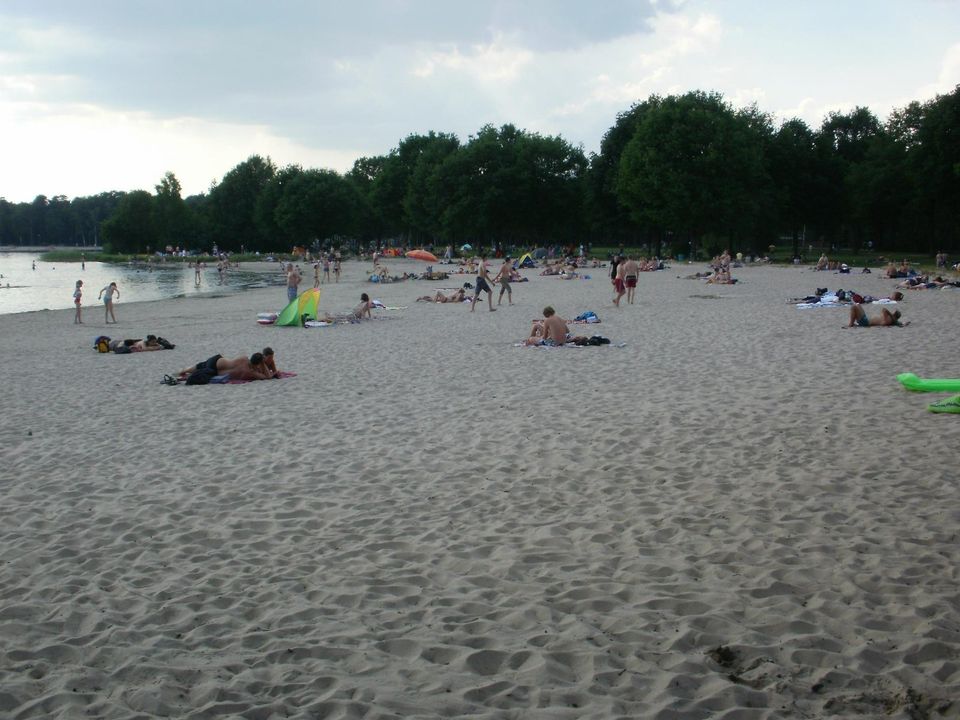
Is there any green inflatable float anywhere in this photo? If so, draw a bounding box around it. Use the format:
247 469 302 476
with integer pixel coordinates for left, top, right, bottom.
928 394 960 414
896 373 960 393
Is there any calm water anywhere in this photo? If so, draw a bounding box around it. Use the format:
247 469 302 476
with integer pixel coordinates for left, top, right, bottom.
0 253 282 315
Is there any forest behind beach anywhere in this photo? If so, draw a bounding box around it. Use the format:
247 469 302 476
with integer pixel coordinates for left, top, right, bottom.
2 86 958 261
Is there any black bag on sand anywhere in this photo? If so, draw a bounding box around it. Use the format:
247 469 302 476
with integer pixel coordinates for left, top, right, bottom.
185 366 217 385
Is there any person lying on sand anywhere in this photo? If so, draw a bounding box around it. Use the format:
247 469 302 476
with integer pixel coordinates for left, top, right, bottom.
416 288 466 303
130 336 164 352
262 347 279 378
178 353 273 381
846 304 908 328
108 336 169 352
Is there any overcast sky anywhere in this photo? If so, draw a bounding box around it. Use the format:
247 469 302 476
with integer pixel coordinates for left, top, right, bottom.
1 0 958 202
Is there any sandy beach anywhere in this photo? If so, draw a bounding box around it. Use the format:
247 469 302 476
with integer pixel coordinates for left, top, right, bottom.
1 261 957 719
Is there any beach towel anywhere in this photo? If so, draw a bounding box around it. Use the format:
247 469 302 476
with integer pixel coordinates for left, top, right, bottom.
796 296 897 309
573 311 601 323
227 371 297 384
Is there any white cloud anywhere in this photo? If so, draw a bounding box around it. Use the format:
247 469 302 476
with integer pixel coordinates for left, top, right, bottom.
916 42 960 101
0 1 958 200
0 99 359 200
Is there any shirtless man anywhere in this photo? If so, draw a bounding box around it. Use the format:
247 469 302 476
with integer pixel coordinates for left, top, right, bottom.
496 257 514 305
285 263 301 303
525 306 569 346
178 353 273 381
613 260 627 307
847 304 907 328
620 255 639 304
471 256 496 312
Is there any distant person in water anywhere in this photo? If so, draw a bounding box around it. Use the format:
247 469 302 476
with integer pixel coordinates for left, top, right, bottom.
847 304 907 328
98 282 119 323
73 280 83 324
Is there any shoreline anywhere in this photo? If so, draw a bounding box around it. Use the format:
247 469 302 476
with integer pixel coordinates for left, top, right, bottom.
1 263 958 718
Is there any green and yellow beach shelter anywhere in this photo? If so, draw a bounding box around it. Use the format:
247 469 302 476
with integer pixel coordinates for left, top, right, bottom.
276 288 321 326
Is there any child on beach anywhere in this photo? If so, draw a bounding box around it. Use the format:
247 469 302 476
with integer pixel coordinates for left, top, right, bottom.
98 282 119 323
73 280 83 323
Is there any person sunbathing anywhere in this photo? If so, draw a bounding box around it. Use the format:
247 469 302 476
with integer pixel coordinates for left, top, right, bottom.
262 347 279 378
130 336 164 352
847 304 908 328
524 306 570 346
109 336 166 352
539 263 562 276
416 288 465 303
179 353 273 380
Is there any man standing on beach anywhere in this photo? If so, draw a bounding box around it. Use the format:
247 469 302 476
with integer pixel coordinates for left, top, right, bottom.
286 263 301 303
471 256 496 312
495 257 514 306
621 255 639 304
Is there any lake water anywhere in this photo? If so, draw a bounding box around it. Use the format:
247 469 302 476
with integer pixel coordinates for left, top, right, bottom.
0 253 283 315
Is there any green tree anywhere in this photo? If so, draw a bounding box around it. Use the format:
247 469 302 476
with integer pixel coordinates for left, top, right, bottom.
585 97 662 249
102 190 157 253
906 86 960 251
254 165 305 251
153 172 192 250
402 133 460 244
346 156 389 247
207 155 276 252
767 118 823 256
616 91 769 256
273 169 363 247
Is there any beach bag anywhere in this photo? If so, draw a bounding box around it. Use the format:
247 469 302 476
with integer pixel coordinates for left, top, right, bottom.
94 336 111 353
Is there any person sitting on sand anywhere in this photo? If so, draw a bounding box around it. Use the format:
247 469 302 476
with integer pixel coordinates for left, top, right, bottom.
354 293 373 319
524 306 570 346
847 304 908 328
815 253 829 271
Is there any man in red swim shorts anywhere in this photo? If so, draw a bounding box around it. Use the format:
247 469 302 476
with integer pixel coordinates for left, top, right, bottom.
621 255 639 304
613 257 627 307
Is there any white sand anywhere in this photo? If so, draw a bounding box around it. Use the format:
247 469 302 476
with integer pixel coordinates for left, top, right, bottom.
1 261 958 719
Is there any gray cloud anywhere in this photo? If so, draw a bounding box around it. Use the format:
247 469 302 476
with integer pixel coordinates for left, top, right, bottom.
0 0 660 154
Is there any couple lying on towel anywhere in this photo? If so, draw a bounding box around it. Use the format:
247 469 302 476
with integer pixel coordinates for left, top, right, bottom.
177 347 280 384
106 335 175 353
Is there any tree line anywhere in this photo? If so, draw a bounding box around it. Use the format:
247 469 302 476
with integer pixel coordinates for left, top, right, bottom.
2 86 957 258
